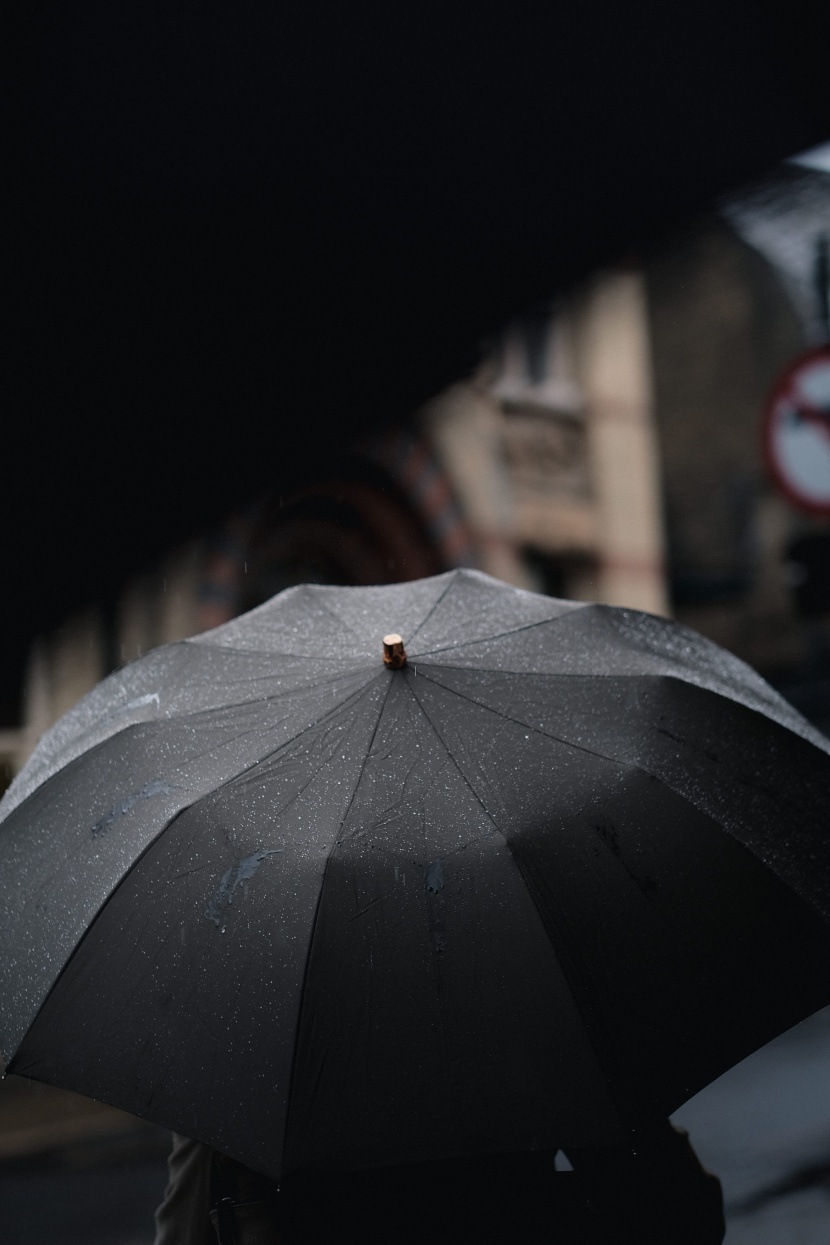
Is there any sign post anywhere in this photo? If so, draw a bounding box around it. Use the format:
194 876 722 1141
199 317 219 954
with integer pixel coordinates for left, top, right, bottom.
763 343 830 515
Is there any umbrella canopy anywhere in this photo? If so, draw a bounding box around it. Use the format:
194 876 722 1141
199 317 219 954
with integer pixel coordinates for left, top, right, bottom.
2 569 830 1179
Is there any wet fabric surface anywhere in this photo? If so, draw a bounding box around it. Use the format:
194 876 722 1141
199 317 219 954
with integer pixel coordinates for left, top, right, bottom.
3 570 830 1179
0 670 376 1060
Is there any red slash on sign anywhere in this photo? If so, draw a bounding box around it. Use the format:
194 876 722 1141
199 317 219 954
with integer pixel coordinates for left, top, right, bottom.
763 344 830 515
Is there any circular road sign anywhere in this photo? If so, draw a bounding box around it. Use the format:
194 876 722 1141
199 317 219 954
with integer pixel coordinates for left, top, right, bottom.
763 343 830 515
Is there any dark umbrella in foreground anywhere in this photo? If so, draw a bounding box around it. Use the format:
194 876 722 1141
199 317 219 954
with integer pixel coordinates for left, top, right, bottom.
2 569 830 1179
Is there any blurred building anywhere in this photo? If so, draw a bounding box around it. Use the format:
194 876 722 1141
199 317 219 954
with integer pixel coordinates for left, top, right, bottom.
1 159 828 786
647 160 830 729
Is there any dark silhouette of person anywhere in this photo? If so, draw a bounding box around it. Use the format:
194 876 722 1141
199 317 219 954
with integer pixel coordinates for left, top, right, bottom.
154 1120 725 1244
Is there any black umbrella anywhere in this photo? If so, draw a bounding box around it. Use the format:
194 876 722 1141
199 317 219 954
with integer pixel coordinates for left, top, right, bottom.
2 570 830 1179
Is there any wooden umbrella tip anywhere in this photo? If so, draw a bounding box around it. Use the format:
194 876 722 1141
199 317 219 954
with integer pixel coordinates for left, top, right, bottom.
382 633 407 669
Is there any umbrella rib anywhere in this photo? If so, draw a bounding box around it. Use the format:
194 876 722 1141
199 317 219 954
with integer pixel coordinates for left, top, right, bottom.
403 676 501 829
7 677 381 887
5 678 390 1076
33 670 377 802
413 612 585 658
186 638 368 661
404 670 650 1123
32 673 364 928
154 665 375 725
279 674 395 1166
402 576 458 647
182 661 373 688
169 675 386 801
410 667 631 770
416 663 762 704
300 588 369 643
5 668 375 808
414 664 830 759
411 669 828 905
335 677 395 839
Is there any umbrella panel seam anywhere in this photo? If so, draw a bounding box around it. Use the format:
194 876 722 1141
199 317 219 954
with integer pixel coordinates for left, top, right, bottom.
402 671 628 1134
411 610 591 658
1 675 385 1070
279 675 395 1171
413 666 830 921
